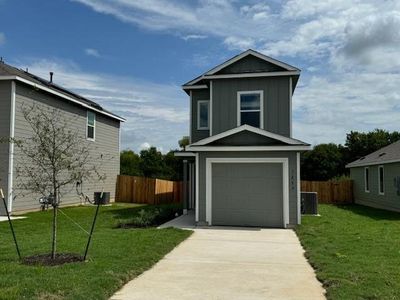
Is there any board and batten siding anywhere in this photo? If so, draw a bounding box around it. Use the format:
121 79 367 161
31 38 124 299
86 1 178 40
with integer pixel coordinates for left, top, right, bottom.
211 77 291 137
11 82 120 212
191 88 210 143
351 163 400 212
197 151 299 226
0 81 11 213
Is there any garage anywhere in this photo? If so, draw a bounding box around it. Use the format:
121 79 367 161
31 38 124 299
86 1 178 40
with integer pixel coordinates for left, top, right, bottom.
208 160 287 227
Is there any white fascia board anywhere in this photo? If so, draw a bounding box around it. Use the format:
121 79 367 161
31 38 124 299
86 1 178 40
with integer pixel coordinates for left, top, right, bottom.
182 84 208 90
205 50 299 75
0 76 125 122
187 145 311 152
204 71 300 80
190 124 307 146
174 152 196 157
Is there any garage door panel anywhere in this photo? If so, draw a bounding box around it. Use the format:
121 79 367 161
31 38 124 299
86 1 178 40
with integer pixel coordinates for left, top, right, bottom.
211 163 283 227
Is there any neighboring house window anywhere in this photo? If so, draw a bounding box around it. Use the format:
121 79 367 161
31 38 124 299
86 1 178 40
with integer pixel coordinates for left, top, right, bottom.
237 91 263 128
364 167 370 192
197 100 209 130
87 111 96 140
378 166 384 195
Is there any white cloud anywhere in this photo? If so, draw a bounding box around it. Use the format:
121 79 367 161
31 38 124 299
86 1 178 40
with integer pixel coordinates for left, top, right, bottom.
85 48 101 57
0 32 5 45
139 142 151 151
181 34 207 41
70 0 400 146
17 58 188 152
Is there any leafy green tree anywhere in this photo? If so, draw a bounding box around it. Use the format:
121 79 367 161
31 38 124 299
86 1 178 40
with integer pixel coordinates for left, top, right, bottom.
301 143 344 181
120 150 142 176
178 136 190 150
139 147 166 178
344 129 400 163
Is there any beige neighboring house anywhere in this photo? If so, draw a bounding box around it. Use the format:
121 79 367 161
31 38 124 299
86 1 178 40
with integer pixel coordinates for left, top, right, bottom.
0 61 125 215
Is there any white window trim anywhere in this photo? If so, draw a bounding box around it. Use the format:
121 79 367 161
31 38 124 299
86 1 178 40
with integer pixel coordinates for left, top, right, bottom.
86 111 96 141
237 90 264 129
378 165 385 195
364 167 370 193
197 100 209 130
205 157 289 228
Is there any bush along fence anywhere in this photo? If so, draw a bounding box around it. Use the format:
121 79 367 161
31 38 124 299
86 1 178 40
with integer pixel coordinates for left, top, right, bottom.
115 175 183 204
301 180 353 204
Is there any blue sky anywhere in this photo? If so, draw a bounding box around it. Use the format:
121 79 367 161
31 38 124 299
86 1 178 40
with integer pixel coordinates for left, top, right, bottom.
1 0 399 152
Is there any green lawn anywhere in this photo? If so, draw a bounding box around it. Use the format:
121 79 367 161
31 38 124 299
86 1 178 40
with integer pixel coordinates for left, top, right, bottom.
0 204 192 300
296 204 400 300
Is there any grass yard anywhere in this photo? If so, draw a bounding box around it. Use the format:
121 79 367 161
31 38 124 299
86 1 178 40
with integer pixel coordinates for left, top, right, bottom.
0 204 192 300
296 204 400 300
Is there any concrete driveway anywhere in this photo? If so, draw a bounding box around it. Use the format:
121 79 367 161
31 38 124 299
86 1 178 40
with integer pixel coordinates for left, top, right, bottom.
111 226 325 300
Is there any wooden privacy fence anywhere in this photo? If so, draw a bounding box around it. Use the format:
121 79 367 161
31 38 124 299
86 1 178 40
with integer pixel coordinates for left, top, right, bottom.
301 180 353 204
115 175 183 205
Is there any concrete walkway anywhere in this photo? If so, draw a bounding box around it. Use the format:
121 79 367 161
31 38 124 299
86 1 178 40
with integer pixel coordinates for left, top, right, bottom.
0 216 26 222
111 226 325 300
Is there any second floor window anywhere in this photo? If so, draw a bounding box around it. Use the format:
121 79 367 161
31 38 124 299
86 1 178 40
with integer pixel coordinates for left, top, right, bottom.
197 100 209 130
87 111 96 140
237 91 263 128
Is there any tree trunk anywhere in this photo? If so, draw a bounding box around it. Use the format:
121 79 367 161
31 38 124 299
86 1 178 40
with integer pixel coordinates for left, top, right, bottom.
51 193 58 259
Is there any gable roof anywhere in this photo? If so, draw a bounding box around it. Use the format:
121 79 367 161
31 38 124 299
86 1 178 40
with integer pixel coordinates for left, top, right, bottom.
187 125 310 151
183 49 300 88
0 61 125 122
346 140 400 168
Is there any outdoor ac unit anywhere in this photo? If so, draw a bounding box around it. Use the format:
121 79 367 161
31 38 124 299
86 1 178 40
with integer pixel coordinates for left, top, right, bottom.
301 192 318 215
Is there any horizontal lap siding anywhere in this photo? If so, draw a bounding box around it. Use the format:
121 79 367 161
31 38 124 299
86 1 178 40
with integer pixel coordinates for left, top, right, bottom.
12 82 120 212
351 164 400 212
0 81 11 213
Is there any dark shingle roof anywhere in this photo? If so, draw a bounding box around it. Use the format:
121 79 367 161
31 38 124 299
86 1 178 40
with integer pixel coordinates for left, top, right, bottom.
346 140 400 168
0 61 124 121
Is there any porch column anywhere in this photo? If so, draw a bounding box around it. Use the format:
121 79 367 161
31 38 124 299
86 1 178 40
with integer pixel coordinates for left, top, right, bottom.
182 159 188 215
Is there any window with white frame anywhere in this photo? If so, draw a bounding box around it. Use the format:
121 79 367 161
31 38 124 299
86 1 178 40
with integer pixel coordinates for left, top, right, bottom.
197 100 209 130
378 165 384 195
237 91 263 128
87 111 96 140
364 167 369 192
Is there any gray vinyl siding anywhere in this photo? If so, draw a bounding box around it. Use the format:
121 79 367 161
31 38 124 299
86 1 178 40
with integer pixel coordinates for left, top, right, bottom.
216 55 285 74
212 77 290 137
351 163 400 212
11 82 120 212
0 81 11 214
191 88 210 143
197 151 299 226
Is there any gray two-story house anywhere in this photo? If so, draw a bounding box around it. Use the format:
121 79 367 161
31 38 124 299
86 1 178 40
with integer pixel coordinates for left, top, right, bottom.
0 61 124 214
178 49 310 228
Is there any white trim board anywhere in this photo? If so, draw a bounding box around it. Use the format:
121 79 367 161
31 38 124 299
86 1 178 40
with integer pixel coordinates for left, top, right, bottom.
195 153 199 222
187 145 311 151
205 157 290 228
174 152 196 157
7 81 16 212
182 84 208 90
184 49 300 86
189 90 193 143
0 76 125 122
237 90 264 129
203 71 299 80
197 100 210 130
189 124 309 146
346 159 400 168
296 152 301 224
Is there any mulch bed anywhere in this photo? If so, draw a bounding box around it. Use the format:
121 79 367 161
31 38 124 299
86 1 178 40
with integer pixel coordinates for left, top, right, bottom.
22 253 84 266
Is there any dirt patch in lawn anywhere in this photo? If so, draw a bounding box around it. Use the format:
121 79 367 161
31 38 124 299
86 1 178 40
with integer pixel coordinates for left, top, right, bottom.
22 253 84 266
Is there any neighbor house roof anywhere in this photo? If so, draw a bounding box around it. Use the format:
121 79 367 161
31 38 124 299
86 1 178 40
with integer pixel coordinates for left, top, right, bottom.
346 140 400 168
186 124 310 152
0 61 125 122
182 49 300 90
